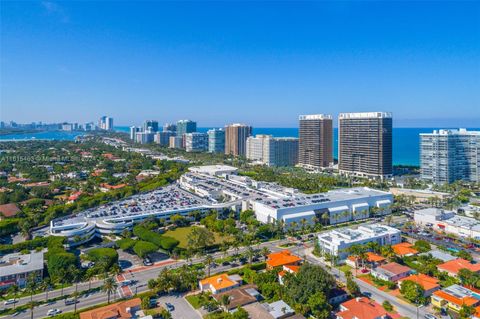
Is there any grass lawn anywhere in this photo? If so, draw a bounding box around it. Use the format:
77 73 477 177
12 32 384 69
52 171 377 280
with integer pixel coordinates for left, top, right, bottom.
164 226 232 249
337 264 353 274
185 294 203 309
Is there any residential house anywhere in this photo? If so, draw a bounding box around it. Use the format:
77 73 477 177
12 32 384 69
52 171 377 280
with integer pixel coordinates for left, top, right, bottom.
212 284 261 312
398 274 440 297
371 262 412 282
199 274 242 294
263 300 294 319
278 264 300 285
0 203 20 219
336 297 389 319
431 285 480 313
266 250 302 270
437 258 480 277
392 242 418 257
346 252 386 269
79 298 141 319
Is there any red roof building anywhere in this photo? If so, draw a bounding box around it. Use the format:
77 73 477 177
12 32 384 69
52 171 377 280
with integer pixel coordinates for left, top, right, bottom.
336 297 389 319
266 250 302 270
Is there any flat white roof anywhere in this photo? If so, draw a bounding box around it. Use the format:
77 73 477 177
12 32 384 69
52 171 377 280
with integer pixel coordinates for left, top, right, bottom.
0 251 44 277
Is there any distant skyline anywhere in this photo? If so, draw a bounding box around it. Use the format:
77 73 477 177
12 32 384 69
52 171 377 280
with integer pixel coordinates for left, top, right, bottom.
1 1 479 127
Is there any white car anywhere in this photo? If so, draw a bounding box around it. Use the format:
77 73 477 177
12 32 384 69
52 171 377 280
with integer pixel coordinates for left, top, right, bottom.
47 309 62 316
4 299 16 305
424 314 438 319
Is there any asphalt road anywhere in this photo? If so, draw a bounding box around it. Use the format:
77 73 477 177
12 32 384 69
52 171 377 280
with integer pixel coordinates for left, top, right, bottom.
3 219 444 319
3 239 287 319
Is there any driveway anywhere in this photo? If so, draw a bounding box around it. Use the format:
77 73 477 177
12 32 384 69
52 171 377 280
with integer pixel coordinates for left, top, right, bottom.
117 249 143 270
157 293 201 319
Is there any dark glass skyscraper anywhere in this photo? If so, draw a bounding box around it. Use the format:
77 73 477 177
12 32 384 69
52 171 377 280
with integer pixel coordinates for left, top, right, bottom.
298 114 333 169
338 112 392 180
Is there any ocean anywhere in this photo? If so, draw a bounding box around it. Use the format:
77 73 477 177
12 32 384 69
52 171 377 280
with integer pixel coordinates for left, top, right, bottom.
2 127 477 166
115 126 445 166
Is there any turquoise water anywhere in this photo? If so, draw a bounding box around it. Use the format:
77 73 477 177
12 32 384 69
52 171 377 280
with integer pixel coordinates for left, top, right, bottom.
0 130 86 141
3 126 478 166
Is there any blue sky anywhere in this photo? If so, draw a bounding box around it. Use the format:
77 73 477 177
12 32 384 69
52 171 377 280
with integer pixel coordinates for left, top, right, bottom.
1 1 479 127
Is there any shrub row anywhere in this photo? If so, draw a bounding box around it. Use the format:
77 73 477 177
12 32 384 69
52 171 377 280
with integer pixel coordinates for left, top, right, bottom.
133 226 179 251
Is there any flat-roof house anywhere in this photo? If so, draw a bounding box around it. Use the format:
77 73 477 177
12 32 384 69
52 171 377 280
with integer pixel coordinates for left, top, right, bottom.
437 258 480 277
266 250 302 270
431 285 480 313
371 262 412 282
392 242 418 257
398 274 440 297
0 251 44 289
317 225 401 260
263 300 294 319
336 297 389 319
199 274 242 294
79 298 141 319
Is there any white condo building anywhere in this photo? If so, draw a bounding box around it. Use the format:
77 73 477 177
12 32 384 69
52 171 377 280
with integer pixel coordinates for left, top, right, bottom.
246 135 299 167
318 224 401 259
420 128 480 184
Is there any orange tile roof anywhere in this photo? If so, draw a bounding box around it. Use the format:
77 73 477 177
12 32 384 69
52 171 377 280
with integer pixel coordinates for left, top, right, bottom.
336 297 388 319
399 274 440 291
284 264 300 273
392 242 418 256
79 298 141 319
433 290 479 307
200 274 239 291
438 258 480 275
266 250 302 268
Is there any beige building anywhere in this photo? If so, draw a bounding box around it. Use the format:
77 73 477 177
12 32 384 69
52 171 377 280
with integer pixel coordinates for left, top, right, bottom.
225 123 252 157
246 134 298 167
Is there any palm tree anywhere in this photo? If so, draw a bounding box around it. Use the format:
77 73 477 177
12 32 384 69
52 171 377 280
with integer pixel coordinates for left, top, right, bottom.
59 268 71 297
26 274 37 303
102 277 118 304
261 247 270 261
26 274 38 319
26 301 39 319
84 268 96 290
69 265 81 314
8 284 19 309
204 255 214 277
245 246 255 264
109 264 122 277
39 278 52 302
300 218 307 234
321 212 330 226
380 245 395 261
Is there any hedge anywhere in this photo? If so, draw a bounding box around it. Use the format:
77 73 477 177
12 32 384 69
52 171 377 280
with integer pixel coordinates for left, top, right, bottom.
0 235 65 254
116 238 136 251
133 240 158 258
133 226 179 251
86 247 119 269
